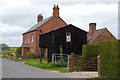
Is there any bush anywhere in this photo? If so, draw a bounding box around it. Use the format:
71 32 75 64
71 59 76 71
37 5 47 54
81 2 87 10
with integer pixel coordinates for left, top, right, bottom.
85 78 119 80
16 47 21 54
2 50 16 58
56 61 67 67
99 40 119 78
82 45 99 57
1 43 9 50
81 45 99 71
48 62 56 67
26 52 34 56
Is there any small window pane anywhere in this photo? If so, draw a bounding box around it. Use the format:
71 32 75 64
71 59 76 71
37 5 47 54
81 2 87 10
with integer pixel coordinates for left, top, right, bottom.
66 32 71 42
25 36 26 43
31 34 33 42
28 35 29 43
31 47 33 52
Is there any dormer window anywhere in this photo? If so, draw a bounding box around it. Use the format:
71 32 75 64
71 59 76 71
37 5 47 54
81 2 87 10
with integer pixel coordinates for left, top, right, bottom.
66 32 71 42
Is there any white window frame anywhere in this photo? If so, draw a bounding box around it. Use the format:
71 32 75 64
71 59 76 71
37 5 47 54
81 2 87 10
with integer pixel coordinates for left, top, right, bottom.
28 35 29 43
31 33 33 42
66 32 71 42
25 36 26 43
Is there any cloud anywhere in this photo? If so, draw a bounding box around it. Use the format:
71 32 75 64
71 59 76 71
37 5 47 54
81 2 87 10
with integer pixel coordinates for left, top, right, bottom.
0 1 118 47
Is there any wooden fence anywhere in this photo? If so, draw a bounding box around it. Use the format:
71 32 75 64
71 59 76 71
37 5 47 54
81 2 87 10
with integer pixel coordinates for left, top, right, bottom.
8 55 40 60
70 53 100 74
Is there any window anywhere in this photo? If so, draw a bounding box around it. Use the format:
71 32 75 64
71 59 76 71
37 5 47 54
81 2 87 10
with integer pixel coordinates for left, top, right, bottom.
25 36 26 43
66 32 71 42
28 35 29 43
31 46 33 52
31 33 33 42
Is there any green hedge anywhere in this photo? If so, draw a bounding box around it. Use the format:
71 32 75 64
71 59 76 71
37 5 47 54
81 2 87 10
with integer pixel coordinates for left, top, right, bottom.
26 52 34 56
85 78 119 80
16 47 21 54
99 40 120 78
82 45 99 57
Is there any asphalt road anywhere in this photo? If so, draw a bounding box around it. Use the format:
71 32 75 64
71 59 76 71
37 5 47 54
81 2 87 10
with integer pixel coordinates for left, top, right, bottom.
2 58 69 78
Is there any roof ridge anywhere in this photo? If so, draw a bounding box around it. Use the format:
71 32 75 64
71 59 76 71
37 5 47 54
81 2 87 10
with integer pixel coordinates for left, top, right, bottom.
23 16 53 34
89 28 105 44
87 28 106 38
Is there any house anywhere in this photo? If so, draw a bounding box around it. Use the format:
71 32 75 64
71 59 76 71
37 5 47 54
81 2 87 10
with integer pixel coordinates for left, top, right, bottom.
22 5 67 56
39 24 87 62
87 23 117 44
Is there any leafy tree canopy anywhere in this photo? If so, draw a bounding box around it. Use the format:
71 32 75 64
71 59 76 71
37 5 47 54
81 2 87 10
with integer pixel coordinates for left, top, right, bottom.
0 43 9 50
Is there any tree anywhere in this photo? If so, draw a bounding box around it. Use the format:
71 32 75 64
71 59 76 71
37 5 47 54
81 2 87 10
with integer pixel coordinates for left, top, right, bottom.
16 47 21 54
0 43 9 50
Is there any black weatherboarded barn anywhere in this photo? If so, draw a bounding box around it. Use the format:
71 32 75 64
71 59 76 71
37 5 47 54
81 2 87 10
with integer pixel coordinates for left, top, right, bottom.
39 24 87 63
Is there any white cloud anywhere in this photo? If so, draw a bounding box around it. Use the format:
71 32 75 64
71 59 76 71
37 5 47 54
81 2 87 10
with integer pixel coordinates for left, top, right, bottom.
0 0 118 47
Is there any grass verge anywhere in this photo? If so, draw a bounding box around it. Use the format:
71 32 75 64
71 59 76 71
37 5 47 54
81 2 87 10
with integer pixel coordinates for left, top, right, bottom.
15 58 69 73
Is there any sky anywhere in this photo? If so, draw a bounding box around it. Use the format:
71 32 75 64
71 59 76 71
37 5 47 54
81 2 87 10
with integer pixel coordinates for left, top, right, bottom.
0 0 119 47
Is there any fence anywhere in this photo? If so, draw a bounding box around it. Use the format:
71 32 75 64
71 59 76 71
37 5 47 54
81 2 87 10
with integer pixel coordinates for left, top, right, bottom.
8 55 40 60
52 53 70 72
70 53 100 74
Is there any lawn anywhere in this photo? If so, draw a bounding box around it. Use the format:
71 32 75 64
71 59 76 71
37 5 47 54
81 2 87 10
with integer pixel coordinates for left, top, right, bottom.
15 58 69 73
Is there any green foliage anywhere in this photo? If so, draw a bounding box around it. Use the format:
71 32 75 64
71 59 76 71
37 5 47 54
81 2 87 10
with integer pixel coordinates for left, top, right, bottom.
1 50 16 58
82 45 99 57
1 43 9 50
60 45 63 54
15 58 68 72
56 61 67 67
60 45 63 60
99 40 119 78
16 47 21 54
26 52 34 56
85 78 119 80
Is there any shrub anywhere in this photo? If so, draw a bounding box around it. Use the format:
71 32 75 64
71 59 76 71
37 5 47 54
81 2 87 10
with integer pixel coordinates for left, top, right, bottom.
16 47 21 54
48 62 56 67
82 45 99 57
60 45 63 60
1 43 9 50
56 61 67 67
81 45 99 71
26 52 34 56
99 40 119 78
2 50 16 58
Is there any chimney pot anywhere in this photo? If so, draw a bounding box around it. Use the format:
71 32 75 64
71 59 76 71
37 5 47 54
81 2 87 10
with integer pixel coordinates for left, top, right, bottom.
53 5 59 17
89 23 96 33
37 14 43 22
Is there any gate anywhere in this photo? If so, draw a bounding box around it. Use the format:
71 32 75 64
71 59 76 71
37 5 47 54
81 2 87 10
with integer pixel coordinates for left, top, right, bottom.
52 53 70 72
70 53 99 72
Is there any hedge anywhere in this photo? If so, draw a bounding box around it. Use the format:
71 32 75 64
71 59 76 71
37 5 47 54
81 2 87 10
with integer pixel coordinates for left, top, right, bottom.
99 40 120 78
82 45 99 57
85 78 119 80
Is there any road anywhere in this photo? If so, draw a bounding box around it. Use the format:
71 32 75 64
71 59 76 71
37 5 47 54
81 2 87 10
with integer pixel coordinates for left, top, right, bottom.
2 58 98 78
2 58 69 78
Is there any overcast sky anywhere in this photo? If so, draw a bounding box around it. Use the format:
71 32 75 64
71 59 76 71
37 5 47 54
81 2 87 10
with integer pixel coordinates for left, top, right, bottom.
0 0 118 47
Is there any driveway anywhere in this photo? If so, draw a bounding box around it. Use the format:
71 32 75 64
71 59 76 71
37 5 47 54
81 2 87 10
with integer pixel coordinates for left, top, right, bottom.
2 58 98 78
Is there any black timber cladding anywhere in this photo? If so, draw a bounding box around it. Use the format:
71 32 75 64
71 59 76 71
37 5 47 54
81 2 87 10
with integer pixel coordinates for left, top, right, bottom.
39 24 87 62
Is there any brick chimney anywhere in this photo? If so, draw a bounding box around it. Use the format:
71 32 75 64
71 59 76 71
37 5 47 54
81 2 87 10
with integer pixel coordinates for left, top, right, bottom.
37 14 43 22
89 23 96 33
53 5 59 17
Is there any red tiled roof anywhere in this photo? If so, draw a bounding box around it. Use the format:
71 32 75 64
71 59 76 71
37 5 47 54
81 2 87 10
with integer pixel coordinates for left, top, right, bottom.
87 28 106 44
